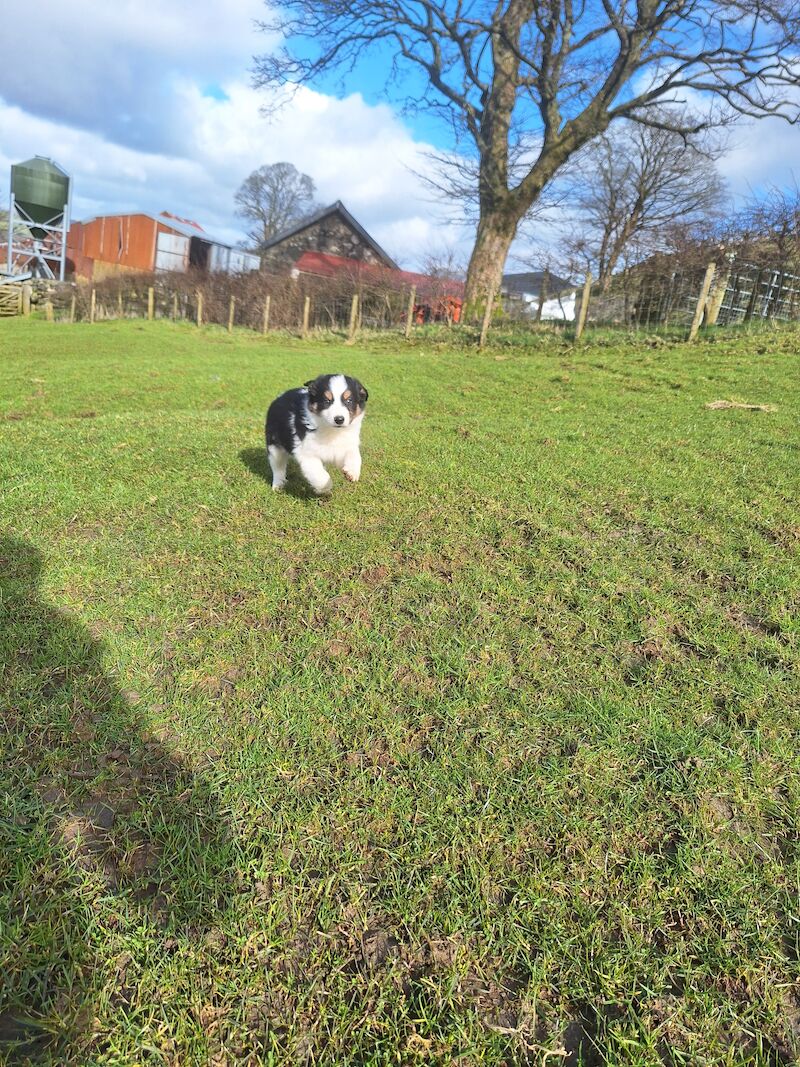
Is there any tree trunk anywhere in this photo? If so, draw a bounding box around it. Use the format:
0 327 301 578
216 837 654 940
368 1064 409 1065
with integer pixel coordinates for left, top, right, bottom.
600 207 642 292
464 211 518 313
534 268 550 322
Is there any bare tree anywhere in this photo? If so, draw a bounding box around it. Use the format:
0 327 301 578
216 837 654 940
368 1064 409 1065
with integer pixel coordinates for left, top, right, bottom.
235 162 317 250
663 182 800 270
253 0 800 307
419 243 466 280
563 118 724 290
735 184 800 271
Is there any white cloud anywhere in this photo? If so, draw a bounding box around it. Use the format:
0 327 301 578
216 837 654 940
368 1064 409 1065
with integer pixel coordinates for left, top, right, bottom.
717 116 800 197
0 0 472 267
0 0 268 152
618 75 800 198
0 80 461 266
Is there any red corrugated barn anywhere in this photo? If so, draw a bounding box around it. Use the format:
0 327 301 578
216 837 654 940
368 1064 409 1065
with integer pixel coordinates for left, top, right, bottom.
67 211 260 280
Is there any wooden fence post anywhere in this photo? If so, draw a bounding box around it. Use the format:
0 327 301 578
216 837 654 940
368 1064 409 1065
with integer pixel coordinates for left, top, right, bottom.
478 287 496 348
262 294 271 334
228 295 236 333
574 271 592 341
90 288 96 324
404 285 416 339
118 291 123 318
302 295 311 338
22 283 32 316
196 290 203 327
348 293 359 342
44 300 54 322
704 267 729 327
687 262 716 342
69 294 76 324
147 287 154 321
172 292 178 320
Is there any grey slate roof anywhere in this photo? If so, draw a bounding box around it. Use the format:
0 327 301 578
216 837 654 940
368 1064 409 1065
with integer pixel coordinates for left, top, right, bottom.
502 270 574 296
260 200 399 269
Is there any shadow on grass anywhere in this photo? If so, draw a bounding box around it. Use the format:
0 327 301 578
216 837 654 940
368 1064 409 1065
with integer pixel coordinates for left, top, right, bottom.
0 534 236 1063
238 446 320 501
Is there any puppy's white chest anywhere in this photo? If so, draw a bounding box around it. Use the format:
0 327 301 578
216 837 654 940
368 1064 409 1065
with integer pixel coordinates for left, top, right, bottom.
301 423 360 465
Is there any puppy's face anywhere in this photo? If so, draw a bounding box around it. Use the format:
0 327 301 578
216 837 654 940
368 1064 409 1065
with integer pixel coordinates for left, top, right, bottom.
305 374 368 428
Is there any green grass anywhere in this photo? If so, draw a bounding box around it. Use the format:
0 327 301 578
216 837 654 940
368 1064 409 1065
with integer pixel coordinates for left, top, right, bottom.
1 318 798 1066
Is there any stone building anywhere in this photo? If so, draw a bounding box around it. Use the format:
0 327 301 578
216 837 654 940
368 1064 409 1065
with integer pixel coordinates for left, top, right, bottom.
260 201 398 273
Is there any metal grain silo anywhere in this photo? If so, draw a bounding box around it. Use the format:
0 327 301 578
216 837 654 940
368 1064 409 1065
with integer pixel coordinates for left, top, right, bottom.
6 156 71 280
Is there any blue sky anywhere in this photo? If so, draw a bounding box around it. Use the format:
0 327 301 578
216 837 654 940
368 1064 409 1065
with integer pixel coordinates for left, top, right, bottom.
1 0 799 270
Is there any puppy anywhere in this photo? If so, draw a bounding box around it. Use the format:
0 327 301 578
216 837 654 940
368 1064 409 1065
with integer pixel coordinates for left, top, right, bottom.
266 373 368 494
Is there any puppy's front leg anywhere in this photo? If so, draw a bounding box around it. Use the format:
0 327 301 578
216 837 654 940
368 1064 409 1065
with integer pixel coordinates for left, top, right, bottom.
342 449 362 483
298 456 333 495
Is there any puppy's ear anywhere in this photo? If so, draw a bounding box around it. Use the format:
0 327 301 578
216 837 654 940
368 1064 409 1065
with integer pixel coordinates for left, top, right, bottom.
357 382 368 404
304 378 320 411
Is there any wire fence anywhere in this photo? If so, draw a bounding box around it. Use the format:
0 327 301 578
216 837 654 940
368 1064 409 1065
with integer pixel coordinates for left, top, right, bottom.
19 268 444 338
714 264 800 325
571 256 800 338
6 254 800 345
584 267 704 332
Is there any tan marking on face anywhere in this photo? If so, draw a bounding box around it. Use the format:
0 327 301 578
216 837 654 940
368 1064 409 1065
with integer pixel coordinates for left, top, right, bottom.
342 389 352 401
324 390 334 402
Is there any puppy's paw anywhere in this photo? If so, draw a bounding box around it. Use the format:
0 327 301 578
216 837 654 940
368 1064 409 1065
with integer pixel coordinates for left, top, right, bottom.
272 483 286 492
343 470 359 483
314 478 334 496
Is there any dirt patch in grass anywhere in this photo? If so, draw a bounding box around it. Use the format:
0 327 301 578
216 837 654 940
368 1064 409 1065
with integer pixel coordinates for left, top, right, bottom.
758 523 800 550
776 991 800 1063
361 563 391 586
727 606 783 638
198 668 243 700
345 738 396 773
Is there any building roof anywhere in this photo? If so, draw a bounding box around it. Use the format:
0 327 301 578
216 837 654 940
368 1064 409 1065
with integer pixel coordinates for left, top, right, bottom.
261 201 399 270
294 250 464 300
74 211 236 250
502 270 574 295
159 211 207 234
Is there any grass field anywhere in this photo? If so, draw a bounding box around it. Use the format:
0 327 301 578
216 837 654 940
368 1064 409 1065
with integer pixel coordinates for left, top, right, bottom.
1 318 798 1066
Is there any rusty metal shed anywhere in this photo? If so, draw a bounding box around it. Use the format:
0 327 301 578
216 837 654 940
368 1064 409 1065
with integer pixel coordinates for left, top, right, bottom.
67 211 259 280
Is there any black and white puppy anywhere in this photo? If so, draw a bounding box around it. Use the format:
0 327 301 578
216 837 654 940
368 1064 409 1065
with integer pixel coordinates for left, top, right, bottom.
266 374 369 494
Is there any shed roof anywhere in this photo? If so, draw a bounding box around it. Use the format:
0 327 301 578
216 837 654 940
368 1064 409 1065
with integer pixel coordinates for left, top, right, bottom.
74 211 236 250
262 201 399 269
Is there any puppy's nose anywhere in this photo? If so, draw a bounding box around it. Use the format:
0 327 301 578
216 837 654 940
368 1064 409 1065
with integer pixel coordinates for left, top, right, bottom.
334 415 345 425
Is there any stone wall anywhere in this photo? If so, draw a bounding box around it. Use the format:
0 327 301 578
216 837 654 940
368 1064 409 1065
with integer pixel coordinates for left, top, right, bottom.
261 212 387 272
